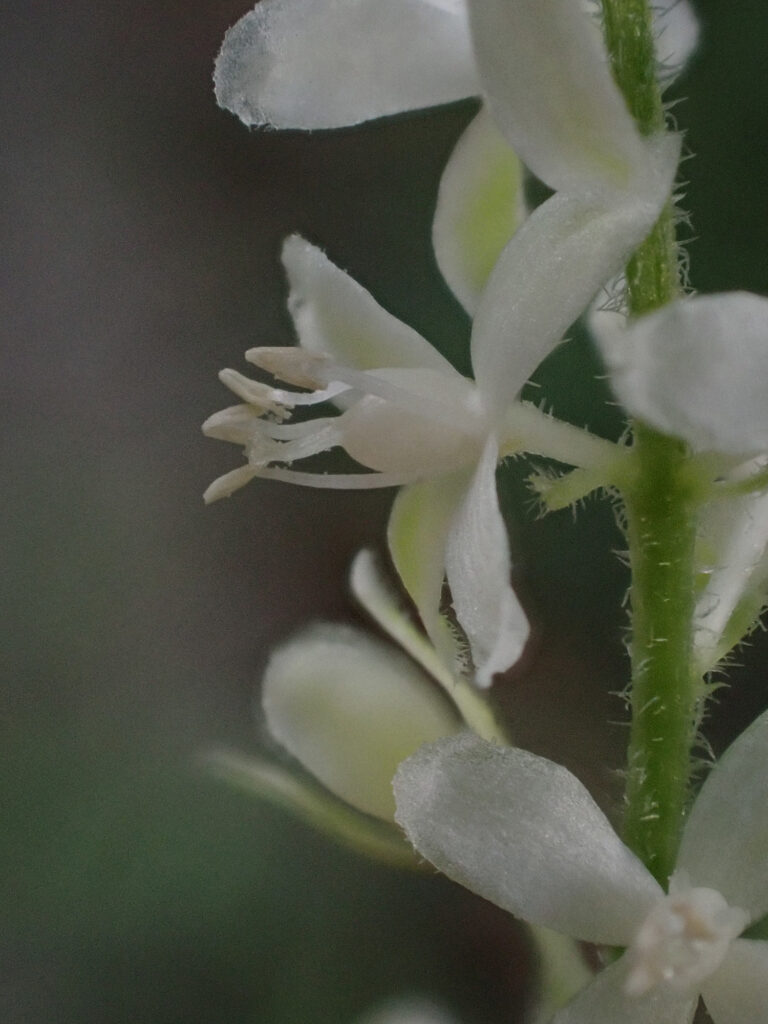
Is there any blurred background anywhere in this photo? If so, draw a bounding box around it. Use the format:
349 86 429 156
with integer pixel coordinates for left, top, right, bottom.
4 1 768 1021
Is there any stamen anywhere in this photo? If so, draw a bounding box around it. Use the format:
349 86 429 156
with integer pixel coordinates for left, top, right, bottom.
218 368 291 415
203 464 259 504
202 404 262 444
624 885 748 998
249 420 343 467
262 416 341 442
254 467 418 489
245 346 331 389
269 381 351 406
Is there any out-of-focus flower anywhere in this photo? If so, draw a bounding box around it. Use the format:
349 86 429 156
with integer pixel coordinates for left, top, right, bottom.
206 550 501 863
209 552 593 1010
593 293 768 669
394 709 768 1023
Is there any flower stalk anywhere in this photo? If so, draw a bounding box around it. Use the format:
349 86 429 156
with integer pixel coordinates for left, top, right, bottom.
621 428 700 882
602 0 699 883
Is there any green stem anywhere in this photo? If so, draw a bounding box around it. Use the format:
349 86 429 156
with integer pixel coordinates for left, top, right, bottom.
621 430 699 882
601 0 700 884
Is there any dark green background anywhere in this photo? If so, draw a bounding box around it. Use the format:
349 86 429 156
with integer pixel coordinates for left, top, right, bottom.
4 2 768 1021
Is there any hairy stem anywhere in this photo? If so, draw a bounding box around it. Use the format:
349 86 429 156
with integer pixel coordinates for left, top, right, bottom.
621 429 699 882
601 0 699 884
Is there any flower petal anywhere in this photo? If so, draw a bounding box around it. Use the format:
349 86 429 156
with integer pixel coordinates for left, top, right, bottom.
432 107 526 315
338 368 484 476
282 235 460 375
550 956 697 1024
677 707 768 920
595 293 768 455
443 437 528 685
388 471 472 674
527 925 593 1024
655 0 699 79
393 733 662 945
694 474 768 670
701 938 768 1024
471 141 678 418
466 0 651 195
262 623 460 821
349 548 453 686
349 547 465 702
356 547 511 745
215 0 478 130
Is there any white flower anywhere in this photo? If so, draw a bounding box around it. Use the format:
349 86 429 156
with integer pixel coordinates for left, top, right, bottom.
203 185 667 684
593 294 768 458
394 710 768 1023
206 549 502 854
209 553 596 1013
214 0 697 135
261 621 460 820
593 293 768 669
215 0 695 312
207 0 681 683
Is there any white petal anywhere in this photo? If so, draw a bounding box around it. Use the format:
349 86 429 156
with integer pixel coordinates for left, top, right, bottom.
466 0 651 195
551 956 697 1024
432 108 526 315
282 235 460 375
388 471 473 673
701 939 768 1024
443 438 528 684
655 0 700 78
596 293 768 454
350 548 460 693
527 925 593 1024
393 733 662 945
471 141 678 418
694 476 768 668
215 0 478 130
338 368 485 476
359 544 511 745
677 707 768 920
262 624 460 821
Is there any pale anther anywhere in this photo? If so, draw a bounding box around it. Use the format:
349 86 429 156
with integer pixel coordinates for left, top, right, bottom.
624 885 748 998
245 346 331 389
218 368 291 416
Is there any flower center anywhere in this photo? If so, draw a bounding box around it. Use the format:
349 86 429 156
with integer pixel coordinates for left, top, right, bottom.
624 883 748 997
339 369 488 477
